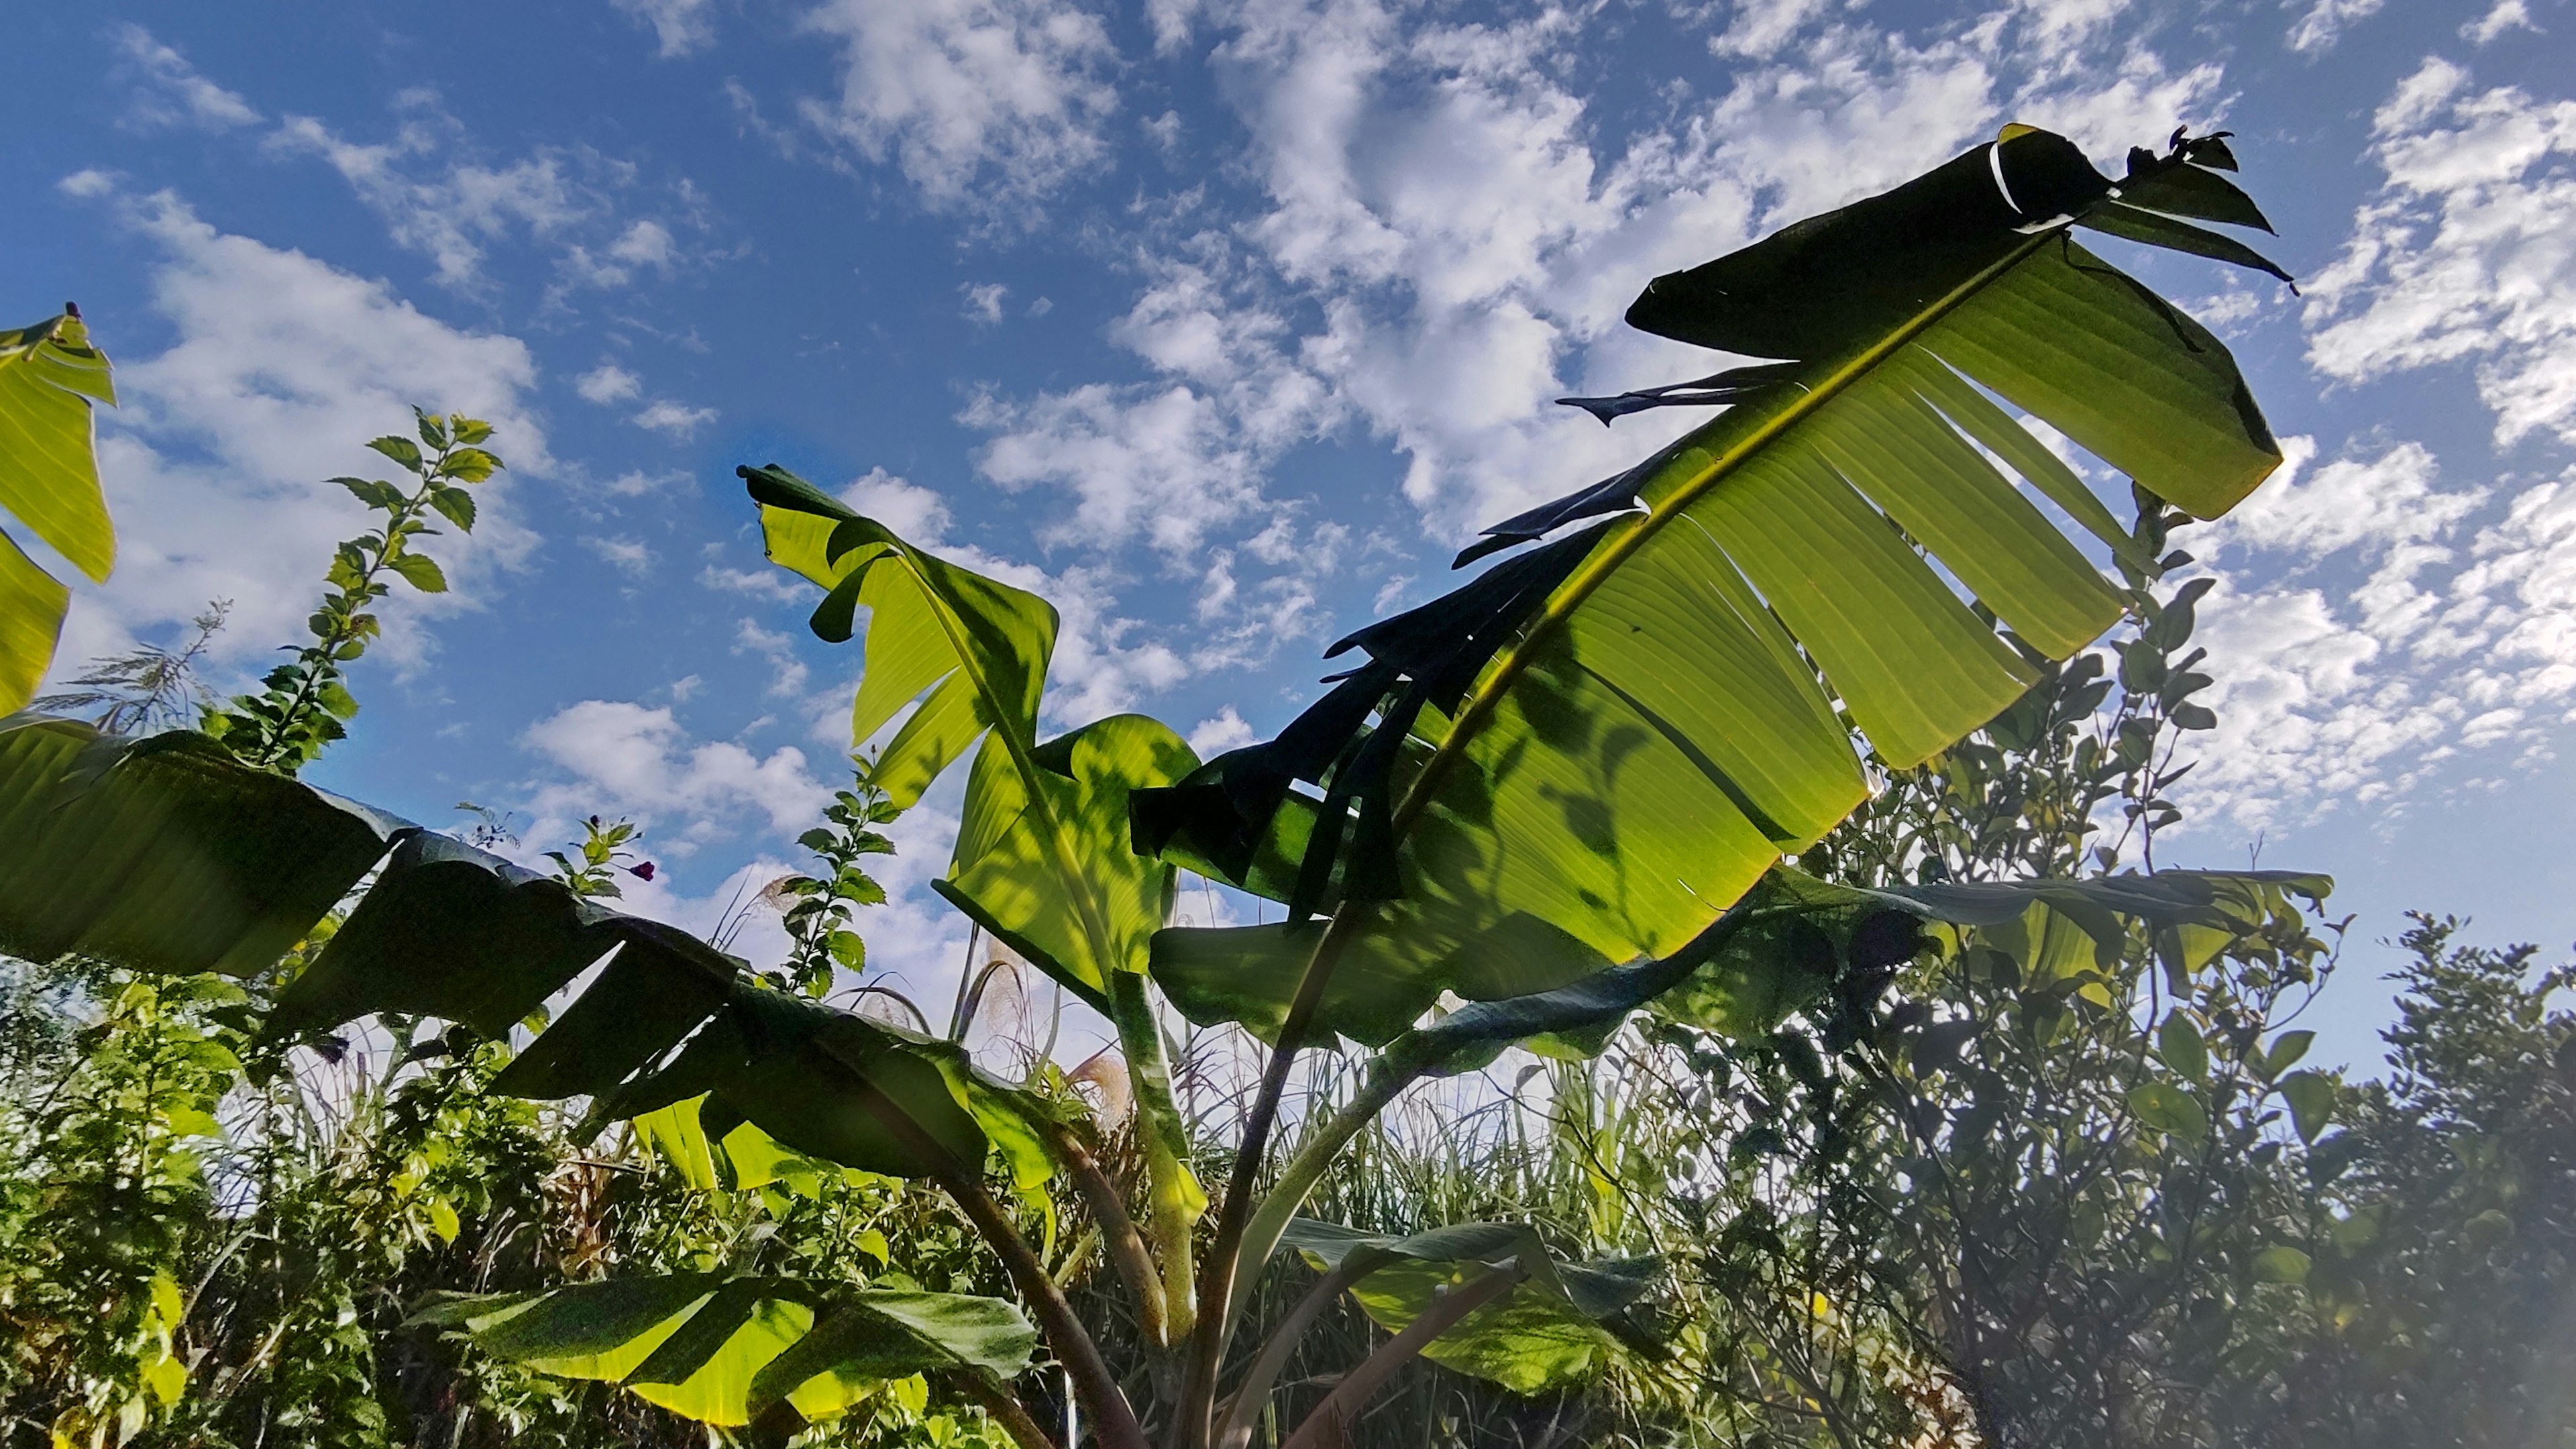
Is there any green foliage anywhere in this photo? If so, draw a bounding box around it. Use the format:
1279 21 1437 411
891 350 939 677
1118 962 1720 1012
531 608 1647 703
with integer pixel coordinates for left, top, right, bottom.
2199 916 2576 1448
202 410 501 775
0 126 2332 1449
0 306 117 714
771 772 900 996
1132 127 2286 1079
545 814 651 900
0 969 243 1448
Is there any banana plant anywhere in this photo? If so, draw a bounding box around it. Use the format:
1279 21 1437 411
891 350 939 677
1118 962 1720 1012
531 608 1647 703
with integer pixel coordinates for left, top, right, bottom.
1124 122 2293 1439
0 123 2316 1449
0 306 117 712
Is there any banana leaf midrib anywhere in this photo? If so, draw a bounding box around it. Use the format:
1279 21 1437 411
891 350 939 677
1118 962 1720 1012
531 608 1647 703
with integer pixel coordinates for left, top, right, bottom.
863 537 1128 983
1388 226 2065 843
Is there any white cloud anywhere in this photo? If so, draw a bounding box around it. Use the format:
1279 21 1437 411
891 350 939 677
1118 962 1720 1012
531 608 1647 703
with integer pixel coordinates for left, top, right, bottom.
2286 0 2385 54
576 362 644 405
559 219 684 292
631 399 719 437
1711 0 1837 60
268 108 590 292
702 563 810 602
2304 58 2576 447
522 700 830 843
795 0 1120 212
2465 0 2536 44
613 0 718 57
584 536 655 576
961 282 1009 324
734 617 812 697
841 468 955 541
2178 441 2576 835
262 94 710 299
1187 706 1256 754
48 183 545 688
113 24 262 132
968 383 1263 555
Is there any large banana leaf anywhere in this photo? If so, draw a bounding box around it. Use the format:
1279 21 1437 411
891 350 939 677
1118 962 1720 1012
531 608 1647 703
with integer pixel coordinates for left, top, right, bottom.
0 311 117 712
1136 127 2290 1046
745 465 1197 1006
0 714 1065 1195
745 465 1213 1323
1278 1220 1657 1395
0 716 398 975
412 1274 1035 1432
1221 862 2332 1305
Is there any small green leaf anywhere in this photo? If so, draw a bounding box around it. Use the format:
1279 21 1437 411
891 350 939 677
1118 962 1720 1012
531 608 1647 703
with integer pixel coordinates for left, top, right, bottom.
2127 1080 2207 1139
2262 1029 2314 1079
369 436 426 472
428 1196 461 1243
164 1106 225 1139
440 447 502 483
428 486 478 531
388 553 449 593
2281 1070 2335 1144
450 416 494 444
2251 1245 2310 1284
417 410 451 449
2156 1012 2206 1081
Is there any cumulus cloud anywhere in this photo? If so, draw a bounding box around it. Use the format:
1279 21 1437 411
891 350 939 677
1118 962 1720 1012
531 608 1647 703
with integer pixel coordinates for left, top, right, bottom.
631 399 719 438
2178 441 2576 834
2286 0 2385 54
576 362 643 405
522 700 830 843
2305 58 2576 447
968 383 1261 555
1187 705 1256 754
48 182 545 688
613 0 719 56
841 468 954 541
584 536 655 576
796 0 1120 212
263 93 711 298
113 24 262 132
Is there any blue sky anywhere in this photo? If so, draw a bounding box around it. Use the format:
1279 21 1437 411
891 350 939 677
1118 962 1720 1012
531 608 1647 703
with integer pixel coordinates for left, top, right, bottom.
7 0 2573 1066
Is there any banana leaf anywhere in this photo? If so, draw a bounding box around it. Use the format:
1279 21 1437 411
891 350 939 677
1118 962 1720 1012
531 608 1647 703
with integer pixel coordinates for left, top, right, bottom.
1135 126 2291 1047
1279 1220 1658 1395
412 1275 1034 1432
0 714 1069 1193
0 716 398 976
0 311 116 712
745 466 1197 1006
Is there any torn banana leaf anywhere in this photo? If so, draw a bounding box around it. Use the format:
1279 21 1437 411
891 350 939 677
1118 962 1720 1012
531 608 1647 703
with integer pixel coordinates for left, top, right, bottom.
1281 1219 1659 1395
0 311 116 712
412 1274 1034 1433
1136 125 2292 1047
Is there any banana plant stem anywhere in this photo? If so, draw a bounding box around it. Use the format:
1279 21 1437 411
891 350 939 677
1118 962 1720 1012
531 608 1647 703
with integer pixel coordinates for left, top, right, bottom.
938 1163 1150 1449
951 1368 1064 1449
1175 905 1365 1448
1212 1254 1385 1449
1046 1123 1167 1350
1222 1059 1422 1343
1108 969 1201 1344
847 1076 1145 1449
1277 1263 1527 1449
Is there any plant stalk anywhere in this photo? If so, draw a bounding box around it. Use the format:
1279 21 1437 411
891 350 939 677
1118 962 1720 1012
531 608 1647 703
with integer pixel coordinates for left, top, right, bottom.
951 1368 1065 1449
1175 904 1366 1448
1277 1263 1527 1449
